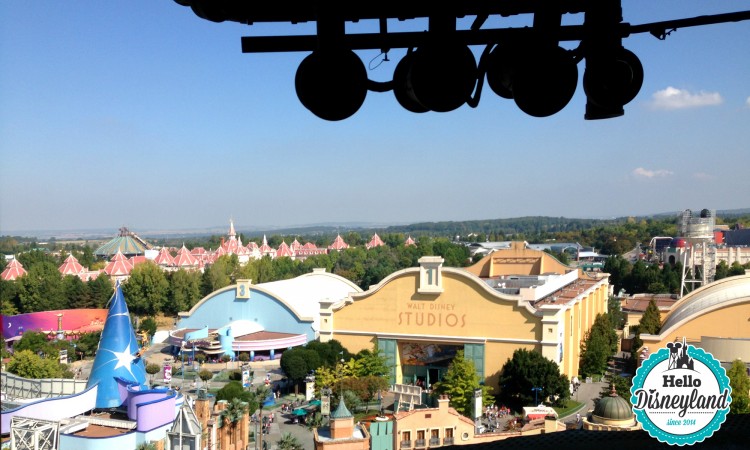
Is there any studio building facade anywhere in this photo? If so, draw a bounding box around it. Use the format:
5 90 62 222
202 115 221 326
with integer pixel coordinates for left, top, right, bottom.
319 243 609 388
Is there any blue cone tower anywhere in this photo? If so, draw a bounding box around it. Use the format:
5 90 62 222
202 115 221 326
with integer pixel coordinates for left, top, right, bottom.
86 283 147 408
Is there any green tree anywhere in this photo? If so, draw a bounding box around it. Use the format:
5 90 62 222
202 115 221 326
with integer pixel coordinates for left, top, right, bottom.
305 339 352 367
727 359 750 414
603 256 631 295
136 442 157 450
88 275 114 308
167 269 202 315
75 331 102 358
498 348 570 409
728 262 747 277
63 275 93 309
639 300 662 335
599 374 633 407
7 349 63 378
579 329 610 379
139 316 157 338
17 261 66 312
432 350 493 417
608 296 624 330
714 260 729 281
218 398 249 446
0 278 20 315
121 261 169 316
146 363 161 384
199 369 214 384
217 381 258 409
277 432 304 450
14 331 57 357
353 348 390 377
201 254 239 295
280 352 309 391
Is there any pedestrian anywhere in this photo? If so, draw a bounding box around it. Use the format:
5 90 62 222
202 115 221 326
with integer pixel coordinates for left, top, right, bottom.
576 413 581 423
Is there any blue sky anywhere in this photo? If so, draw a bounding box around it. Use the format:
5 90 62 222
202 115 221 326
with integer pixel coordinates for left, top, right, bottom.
1 1 748 235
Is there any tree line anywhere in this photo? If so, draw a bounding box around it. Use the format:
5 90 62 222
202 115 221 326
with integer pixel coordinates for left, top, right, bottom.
1 237 469 318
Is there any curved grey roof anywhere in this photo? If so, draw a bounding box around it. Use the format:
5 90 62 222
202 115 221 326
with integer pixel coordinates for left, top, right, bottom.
660 275 750 333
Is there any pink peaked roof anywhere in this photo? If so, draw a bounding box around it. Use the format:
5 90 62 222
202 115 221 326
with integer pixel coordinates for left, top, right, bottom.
405 236 416 247
259 235 275 256
222 236 240 254
366 233 386 249
328 234 349 250
235 236 251 256
276 241 295 258
58 253 85 275
247 241 259 251
129 255 148 267
103 251 133 276
1 258 27 281
174 245 199 267
153 247 175 266
191 247 207 256
291 239 302 251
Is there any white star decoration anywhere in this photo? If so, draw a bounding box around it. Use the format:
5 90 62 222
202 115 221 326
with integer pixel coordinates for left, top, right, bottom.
102 343 137 379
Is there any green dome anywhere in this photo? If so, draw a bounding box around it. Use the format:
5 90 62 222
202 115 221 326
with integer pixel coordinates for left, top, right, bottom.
331 397 352 419
593 388 633 421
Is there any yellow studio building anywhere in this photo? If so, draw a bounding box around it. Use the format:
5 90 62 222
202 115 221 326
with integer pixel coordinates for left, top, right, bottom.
319 242 609 388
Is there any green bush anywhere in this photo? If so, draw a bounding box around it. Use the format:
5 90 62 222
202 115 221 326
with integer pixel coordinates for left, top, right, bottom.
198 369 214 382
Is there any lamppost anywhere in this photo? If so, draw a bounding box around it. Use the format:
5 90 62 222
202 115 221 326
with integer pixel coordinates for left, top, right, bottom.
531 386 543 406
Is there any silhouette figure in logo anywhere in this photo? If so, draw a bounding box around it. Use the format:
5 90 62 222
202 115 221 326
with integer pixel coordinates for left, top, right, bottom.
667 337 694 370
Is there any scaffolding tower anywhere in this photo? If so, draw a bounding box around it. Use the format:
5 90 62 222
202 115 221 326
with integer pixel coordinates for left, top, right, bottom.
679 209 716 297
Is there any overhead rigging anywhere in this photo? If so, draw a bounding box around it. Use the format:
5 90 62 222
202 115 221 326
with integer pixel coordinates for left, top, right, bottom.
172 1 750 121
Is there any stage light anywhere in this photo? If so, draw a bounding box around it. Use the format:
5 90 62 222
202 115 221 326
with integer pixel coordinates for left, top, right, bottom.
511 46 578 118
405 43 477 113
392 52 429 113
295 50 368 121
485 44 516 100
583 47 644 115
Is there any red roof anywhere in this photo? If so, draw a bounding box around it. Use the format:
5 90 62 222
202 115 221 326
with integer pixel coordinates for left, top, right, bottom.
405 236 416 247
366 233 386 249
235 236 251 256
1 258 27 280
129 255 148 267
328 234 349 250
103 251 133 276
174 245 199 267
153 247 175 266
59 253 85 275
291 239 302 251
276 241 294 258
259 235 275 256
303 242 317 250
